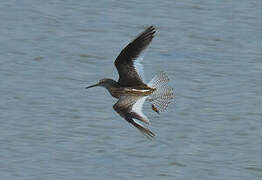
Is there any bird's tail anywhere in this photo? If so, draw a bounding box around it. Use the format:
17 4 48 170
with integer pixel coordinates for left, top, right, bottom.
147 72 174 113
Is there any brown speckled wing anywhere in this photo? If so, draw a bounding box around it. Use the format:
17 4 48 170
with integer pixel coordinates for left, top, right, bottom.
114 26 156 87
113 96 155 139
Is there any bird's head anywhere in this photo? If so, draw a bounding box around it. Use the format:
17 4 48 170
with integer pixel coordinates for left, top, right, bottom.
85 78 117 89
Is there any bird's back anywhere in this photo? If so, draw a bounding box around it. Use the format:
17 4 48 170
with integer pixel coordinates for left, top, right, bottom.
109 85 155 99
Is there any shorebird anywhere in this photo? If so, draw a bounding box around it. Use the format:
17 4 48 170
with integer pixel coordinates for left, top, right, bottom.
86 26 173 138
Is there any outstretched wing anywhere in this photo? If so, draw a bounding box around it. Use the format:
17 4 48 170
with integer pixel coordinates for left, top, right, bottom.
114 26 156 87
113 96 155 138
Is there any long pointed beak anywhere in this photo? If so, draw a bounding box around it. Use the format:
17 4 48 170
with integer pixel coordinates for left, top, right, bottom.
85 83 99 89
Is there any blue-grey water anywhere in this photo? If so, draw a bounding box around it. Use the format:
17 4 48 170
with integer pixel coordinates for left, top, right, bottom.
1 0 262 179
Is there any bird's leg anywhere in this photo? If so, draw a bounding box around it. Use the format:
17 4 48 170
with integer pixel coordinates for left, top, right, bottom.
145 97 161 114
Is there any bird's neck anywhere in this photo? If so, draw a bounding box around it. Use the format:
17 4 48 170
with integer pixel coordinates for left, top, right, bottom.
104 80 120 98
102 79 118 90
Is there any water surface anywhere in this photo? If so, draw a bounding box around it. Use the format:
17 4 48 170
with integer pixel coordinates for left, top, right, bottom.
1 0 262 179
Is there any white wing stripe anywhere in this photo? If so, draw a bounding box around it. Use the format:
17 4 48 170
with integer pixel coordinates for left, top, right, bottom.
131 96 149 122
133 51 146 81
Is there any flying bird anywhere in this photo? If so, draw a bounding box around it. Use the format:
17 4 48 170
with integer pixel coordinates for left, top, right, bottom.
86 26 173 138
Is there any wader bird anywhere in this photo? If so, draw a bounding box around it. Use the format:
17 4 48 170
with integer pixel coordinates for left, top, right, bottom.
86 26 173 138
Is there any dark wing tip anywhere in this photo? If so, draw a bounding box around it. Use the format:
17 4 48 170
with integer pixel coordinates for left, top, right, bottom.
146 25 156 34
132 120 156 139
137 25 156 42
144 25 156 32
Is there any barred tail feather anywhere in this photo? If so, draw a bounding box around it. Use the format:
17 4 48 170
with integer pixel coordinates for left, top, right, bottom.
147 72 174 113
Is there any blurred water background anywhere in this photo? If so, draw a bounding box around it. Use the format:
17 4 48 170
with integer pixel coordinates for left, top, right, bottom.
0 0 262 179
